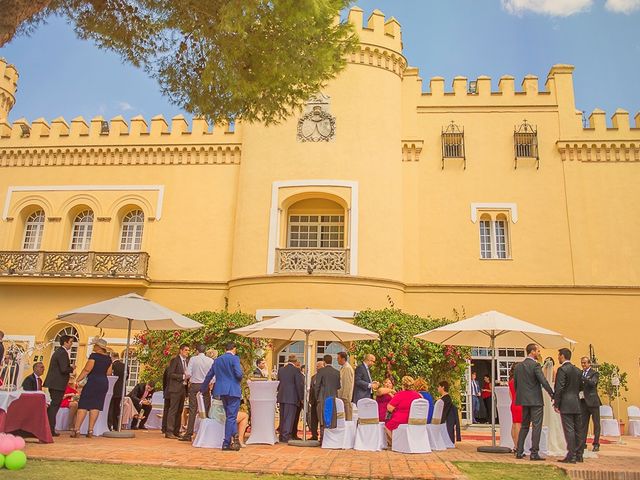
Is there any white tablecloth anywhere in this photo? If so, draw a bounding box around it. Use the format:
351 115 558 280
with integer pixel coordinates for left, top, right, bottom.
246 380 279 445
0 390 48 412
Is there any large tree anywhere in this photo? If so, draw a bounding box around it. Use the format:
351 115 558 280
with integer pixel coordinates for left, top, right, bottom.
0 0 357 124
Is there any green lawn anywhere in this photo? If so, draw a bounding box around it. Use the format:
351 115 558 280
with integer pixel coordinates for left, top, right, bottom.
1 460 318 480
454 461 569 480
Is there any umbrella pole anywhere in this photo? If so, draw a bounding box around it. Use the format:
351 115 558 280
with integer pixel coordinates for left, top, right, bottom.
289 330 319 447
104 318 135 438
477 332 510 453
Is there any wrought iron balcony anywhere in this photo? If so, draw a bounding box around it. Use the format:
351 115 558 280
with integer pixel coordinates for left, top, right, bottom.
276 248 350 274
0 251 149 279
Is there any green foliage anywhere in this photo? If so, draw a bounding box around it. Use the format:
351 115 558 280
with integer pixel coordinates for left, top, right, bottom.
12 0 358 124
134 310 266 389
597 362 628 406
351 308 470 402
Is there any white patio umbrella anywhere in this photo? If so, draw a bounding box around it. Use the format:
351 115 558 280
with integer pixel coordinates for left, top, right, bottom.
57 293 203 437
414 310 575 453
231 309 379 446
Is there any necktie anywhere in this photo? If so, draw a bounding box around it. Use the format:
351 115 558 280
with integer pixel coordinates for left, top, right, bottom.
37 376 42 390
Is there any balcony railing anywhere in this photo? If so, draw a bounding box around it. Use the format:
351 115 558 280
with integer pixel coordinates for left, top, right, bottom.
0 251 149 279
276 248 350 274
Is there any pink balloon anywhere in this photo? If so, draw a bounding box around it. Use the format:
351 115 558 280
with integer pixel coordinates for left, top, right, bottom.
11 435 25 451
0 435 14 455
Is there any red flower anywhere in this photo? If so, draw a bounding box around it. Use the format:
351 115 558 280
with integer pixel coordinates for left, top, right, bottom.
382 357 388 364
388 352 394 357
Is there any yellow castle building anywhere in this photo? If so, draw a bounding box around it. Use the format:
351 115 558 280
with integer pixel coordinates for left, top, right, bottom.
1 7 639 423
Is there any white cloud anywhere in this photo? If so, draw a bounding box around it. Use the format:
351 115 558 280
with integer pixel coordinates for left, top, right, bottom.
605 0 640 13
117 101 134 112
502 0 593 16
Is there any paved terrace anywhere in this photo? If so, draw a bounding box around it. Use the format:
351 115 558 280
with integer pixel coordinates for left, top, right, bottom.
25 431 640 480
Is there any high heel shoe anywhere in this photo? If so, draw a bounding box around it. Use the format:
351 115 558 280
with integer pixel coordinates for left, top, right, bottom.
70 429 79 438
86 430 93 438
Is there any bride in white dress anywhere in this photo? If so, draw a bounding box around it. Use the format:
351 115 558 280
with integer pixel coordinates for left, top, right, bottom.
542 357 567 457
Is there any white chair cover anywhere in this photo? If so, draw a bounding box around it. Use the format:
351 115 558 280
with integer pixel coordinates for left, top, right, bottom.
392 398 432 454
426 399 446 451
55 408 71 431
354 398 386 451
80 375 116 436
628 405 640 437
431 399 454 448
145 391 164 430
322 398 355 449
193 398 225 449
352 403 358 423
600 405 620 436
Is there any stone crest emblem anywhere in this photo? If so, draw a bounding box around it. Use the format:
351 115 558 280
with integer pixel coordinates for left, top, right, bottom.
297 93 336 142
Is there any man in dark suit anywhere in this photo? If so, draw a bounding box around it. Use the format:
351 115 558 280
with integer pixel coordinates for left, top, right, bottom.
165 344 190 439
352 354 379 404
314 354 341 441
128 381 155 429
212 342 244 450
161 365 170 434
44 335 74 437
108 351 127 431
437 380 461 443
579 356 602 453
554 348 584 464
277 354 304 442
22 362 45 391
514 343 554 460
307 360 324 441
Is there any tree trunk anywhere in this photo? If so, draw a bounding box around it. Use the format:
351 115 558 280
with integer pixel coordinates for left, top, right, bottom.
0 0 53 47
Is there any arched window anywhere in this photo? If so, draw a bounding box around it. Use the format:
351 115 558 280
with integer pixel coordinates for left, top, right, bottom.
277 341 305 369
53 326 79 366
22 210 45 250
70 210 94 251
276 340 347 370
478 213 510 259
120 210 144 251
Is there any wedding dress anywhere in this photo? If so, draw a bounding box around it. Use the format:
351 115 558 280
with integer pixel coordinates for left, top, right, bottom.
542 359 567 457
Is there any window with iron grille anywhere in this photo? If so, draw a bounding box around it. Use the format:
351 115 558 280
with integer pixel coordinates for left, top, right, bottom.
441 121 466 169
120 210 144 251
22 210 45 250
514 121 539 168
478 213 510 259
70 210 94 251
288 214 345 248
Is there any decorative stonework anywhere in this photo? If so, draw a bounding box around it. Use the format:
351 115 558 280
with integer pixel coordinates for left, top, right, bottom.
558 142 640 162
46 217 61 222
276 248 349 274
402 140 423 162
347 44 407 78
96 217 112 222
297 94 336 142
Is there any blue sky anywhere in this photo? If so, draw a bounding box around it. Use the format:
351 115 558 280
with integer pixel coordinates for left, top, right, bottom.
1 0 638 125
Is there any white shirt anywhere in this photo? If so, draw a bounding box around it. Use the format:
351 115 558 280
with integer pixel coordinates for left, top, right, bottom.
186 353 214 384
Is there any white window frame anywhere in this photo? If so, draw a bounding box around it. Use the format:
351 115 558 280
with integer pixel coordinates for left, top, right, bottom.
69 210 94 251
53 326 80 366
22 210 45 250
119 210 144 251
478 213 510 260
287 214 345 248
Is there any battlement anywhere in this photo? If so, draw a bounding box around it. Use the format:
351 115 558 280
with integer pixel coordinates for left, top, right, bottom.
0 114 240 145
583 108 640 132
414 72 550 99
0 58 19 121
347 7 403 55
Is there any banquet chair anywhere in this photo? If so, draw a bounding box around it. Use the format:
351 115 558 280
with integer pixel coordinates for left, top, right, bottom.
433 399 455 448
351 403 358 423
80 375 116 436
600 405 620 437
354 398 386 451
392 398 431 454
322 398 355 449
193 394 225 448
144 391 164 430
426 399 446 451
120 396 134 429
55 407 71 431
628 406 640 437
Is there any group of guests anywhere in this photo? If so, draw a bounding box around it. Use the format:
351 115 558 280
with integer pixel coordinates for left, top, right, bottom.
510 344 602 463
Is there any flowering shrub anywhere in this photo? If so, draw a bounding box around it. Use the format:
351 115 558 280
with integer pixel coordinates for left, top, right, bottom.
134 310 266 389
352 308 470 402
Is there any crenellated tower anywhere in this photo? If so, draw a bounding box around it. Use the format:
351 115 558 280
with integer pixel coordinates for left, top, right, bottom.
0 58 19 121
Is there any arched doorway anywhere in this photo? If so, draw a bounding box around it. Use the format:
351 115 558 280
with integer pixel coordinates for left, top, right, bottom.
51 325 80 366
276 341 347 371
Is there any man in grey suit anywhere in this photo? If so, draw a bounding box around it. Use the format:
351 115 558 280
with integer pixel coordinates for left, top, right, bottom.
579 356 602 453
554 348 584 464
514 343 554 460
314 354 341 442
352 354 379 404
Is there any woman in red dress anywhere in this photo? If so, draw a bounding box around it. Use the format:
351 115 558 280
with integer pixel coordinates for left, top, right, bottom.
61 373 80 428
508 363 523 452
384 376 422 446
375 378 396 421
